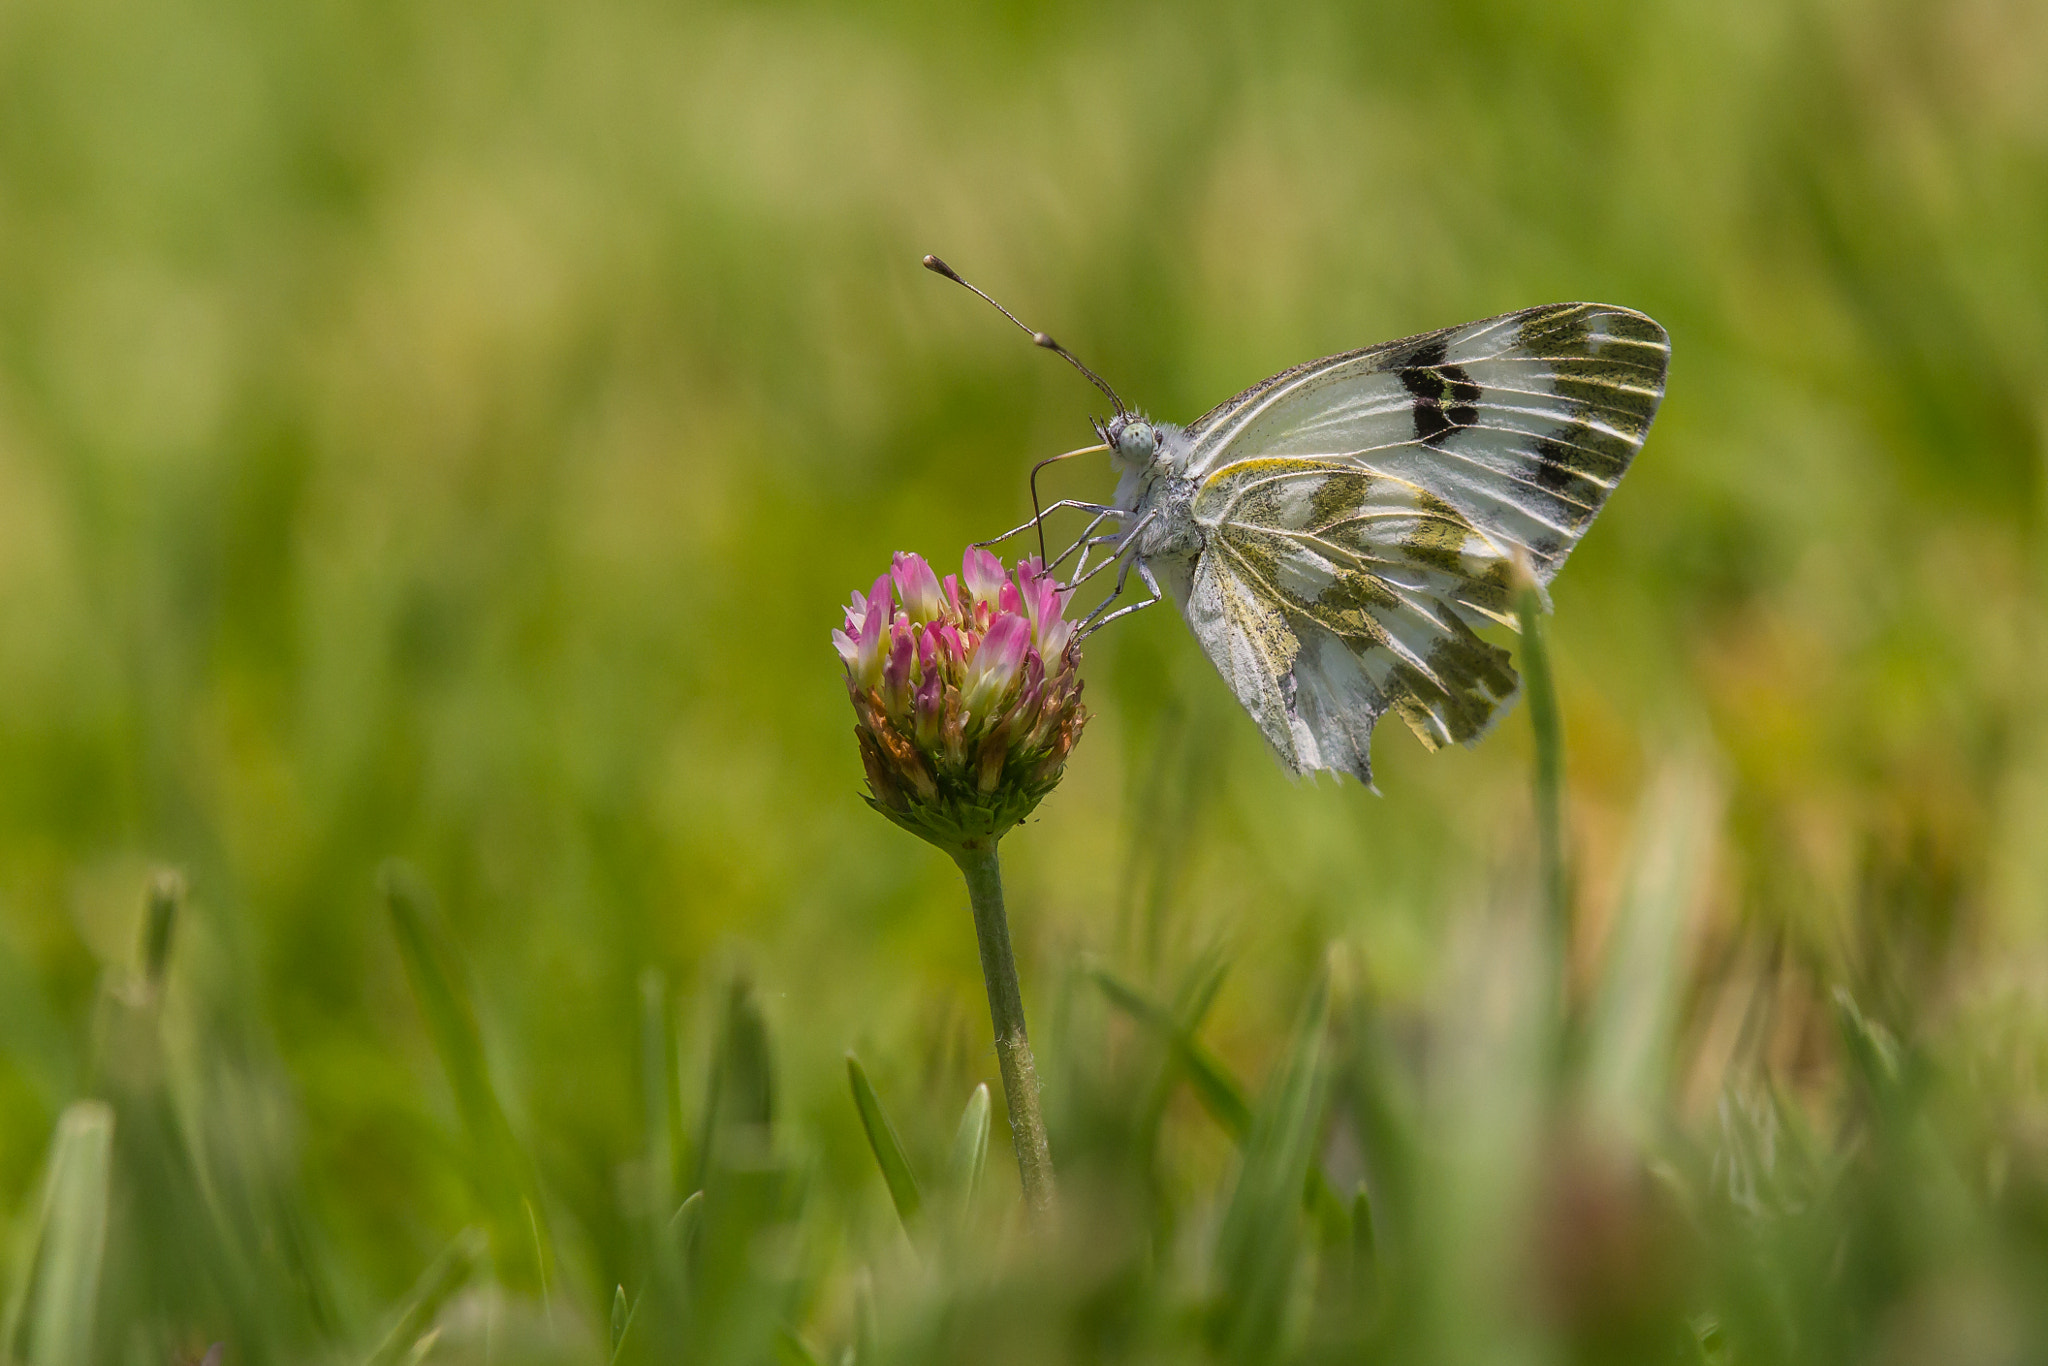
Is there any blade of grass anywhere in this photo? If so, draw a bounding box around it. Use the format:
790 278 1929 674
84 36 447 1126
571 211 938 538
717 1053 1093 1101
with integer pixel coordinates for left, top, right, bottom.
363 1227 487 1366
1833 988 1901 1092
669 1189 704 1246
610 1285 632 1362
1833 987 1908 1138
641 969 678 1220
1088 964 1251 1140
947 1083 990 1209
1351 1182 1376 1288
1092 964 1348 1221
84 875 324 1357
139 869 181 986
1129 951 1237 1177
1331 985 1418 1300
853 1271 878 1366
846 1054 922 1235
633 971 688 1351
1212 969 1332 1364
1584 761 1719 1143
381 865 550 1292
1169 947 1232 1033
694 975 775 1191
5 1102 114 1366
1515 567 1569 1036
774 1327 823 1366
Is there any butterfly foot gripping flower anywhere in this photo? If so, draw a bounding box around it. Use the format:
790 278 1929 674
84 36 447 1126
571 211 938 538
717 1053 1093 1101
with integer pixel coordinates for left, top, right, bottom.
834 548 1085 854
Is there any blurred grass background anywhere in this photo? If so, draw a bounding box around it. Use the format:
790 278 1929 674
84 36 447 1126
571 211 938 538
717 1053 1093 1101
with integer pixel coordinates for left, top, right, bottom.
3 0 2048 1361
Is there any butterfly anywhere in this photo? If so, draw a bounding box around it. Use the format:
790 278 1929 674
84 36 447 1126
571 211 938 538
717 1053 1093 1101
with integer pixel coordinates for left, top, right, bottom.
926 257 1670 787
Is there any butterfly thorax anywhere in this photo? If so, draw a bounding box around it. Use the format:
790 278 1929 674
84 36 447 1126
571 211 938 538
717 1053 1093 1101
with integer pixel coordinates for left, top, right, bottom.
1129 473 1202 560
1106 416 1202 560
1105 421 1196 561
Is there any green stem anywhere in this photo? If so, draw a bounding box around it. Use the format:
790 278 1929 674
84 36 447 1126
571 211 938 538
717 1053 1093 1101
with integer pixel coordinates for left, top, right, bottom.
951 841 1055 1211
1516 585 1570 1025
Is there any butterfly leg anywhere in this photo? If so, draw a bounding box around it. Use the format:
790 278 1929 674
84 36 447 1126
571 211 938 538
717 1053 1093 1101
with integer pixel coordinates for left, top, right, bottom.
1077 538 1146 624
1064 526 1131 580
1048 511 1117 575
1065 511 1154 593
1079 554 1161 635
975 501 1122 552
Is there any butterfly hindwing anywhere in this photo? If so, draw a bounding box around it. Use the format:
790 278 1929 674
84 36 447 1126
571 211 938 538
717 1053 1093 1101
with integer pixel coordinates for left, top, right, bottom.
1190 458 1520 784
1181 551 1306 769
1171 303 1668 782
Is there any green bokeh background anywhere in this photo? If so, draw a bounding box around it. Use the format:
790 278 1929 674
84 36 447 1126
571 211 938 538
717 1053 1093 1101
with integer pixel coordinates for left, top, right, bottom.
3 0 2046 1340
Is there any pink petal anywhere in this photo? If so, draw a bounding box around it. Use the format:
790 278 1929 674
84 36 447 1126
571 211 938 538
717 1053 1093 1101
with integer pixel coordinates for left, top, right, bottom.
913 666 944 746
961 613 1030 719
891 552 944 623
850 594 885 682
1043 618 1075 661
962 546 1009 604
1020 648 1045 697
882 617 916 710
1013 559 1044 609
933 622 965 670
1023 578 1053 629
844 588 867 627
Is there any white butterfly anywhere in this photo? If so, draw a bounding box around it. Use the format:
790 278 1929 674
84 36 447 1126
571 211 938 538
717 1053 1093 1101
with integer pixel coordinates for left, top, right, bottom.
928 258 1670 787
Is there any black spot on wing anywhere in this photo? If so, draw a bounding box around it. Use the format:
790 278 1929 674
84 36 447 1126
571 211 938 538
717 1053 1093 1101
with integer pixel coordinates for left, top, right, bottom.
1500 306 1669 543
1410 398 1453 445
1397 341 1450 441
1443 366 1481 430
1531 434 1610 520
1397 340 1482 450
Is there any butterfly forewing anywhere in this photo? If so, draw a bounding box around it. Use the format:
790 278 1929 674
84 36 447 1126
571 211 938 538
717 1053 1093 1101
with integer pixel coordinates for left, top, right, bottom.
1185 303 1668 577
1173 302 1668 783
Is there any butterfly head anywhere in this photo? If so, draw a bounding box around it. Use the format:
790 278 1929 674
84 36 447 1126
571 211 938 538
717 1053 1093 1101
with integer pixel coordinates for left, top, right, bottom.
1102 413 1160 470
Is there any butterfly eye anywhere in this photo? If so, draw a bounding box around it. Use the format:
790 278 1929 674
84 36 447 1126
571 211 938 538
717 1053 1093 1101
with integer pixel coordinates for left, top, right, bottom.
1117 421 1157 462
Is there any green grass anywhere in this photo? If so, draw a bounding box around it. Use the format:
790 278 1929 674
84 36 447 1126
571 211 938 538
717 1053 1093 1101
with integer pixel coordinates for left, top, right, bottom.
4 0 2048 1361
13 814 2048 1364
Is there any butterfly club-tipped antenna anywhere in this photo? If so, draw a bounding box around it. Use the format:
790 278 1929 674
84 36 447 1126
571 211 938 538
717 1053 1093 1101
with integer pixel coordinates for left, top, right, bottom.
924 253 1123 567
922 255 1126 418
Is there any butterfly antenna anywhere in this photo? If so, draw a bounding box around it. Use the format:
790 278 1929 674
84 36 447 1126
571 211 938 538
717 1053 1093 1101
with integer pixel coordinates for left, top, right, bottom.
923 254 1126 416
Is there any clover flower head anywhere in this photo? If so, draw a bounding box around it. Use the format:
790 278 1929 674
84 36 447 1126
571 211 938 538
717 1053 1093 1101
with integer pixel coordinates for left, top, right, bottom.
834 548 1087 850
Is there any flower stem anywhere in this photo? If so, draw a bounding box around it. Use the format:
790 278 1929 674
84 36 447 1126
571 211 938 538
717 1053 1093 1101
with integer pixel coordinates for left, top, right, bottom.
951 841 1054 1211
